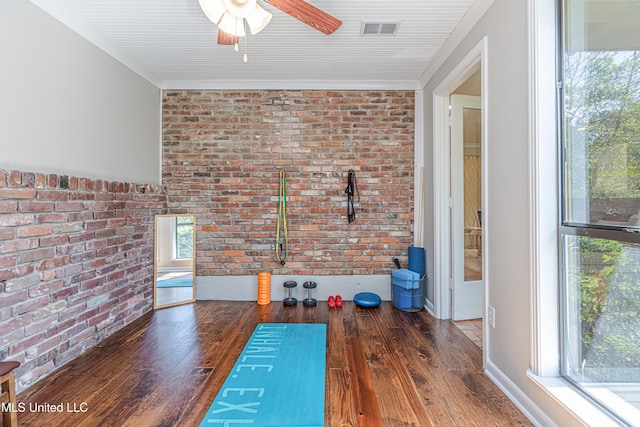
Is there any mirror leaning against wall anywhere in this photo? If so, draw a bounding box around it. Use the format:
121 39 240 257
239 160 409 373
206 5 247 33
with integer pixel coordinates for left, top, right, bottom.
154 215 196 309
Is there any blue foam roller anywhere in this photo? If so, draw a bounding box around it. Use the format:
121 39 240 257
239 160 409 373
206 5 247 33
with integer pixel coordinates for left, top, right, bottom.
408 246 425 277
353 292 382 308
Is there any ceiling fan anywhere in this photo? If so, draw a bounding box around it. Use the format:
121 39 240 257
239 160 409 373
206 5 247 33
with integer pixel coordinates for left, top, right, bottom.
198 0 342 47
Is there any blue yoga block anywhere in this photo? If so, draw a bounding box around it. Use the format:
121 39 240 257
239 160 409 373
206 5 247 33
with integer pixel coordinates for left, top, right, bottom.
391 268 421 290
353 292 382 308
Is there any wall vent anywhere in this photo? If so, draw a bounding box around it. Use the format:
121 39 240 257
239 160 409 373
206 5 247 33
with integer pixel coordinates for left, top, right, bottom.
359 21 400 36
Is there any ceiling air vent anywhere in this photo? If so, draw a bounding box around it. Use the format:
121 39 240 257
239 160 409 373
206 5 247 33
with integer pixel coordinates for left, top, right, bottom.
360 21 400 36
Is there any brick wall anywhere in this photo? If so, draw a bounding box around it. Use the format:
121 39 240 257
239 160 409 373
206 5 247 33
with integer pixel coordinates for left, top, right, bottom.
163 90 415 276
0 168 166 390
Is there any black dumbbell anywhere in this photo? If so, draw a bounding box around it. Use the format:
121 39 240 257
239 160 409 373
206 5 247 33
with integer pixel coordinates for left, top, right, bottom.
283 281 297 306
303 281 317 307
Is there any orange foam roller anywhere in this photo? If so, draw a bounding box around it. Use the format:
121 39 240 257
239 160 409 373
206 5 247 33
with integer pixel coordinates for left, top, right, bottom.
257 272 271 305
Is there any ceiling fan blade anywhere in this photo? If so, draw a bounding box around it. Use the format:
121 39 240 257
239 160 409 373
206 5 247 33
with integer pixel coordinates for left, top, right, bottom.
217 29 238 45
267 0 341 35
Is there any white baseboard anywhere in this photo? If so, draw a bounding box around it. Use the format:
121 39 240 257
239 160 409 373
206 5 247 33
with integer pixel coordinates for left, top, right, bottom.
195 274 392 302
484 359 558 427
424 298 435 316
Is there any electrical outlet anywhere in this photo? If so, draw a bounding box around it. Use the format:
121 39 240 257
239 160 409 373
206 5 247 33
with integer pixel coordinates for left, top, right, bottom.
487 305 496 328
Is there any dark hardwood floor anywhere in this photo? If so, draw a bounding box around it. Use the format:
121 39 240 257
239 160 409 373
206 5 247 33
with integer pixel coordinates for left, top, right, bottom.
14 301 532 426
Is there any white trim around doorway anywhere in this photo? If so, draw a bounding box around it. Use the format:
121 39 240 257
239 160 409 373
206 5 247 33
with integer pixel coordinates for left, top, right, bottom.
432 37 489 359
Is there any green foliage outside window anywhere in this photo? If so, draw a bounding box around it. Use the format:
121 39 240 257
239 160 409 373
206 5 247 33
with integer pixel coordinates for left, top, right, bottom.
571 237 640 380
565 51 640 201
176 216 193 259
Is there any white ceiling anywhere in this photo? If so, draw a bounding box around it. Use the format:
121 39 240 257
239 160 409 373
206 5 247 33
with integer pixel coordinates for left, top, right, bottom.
30 0 478 88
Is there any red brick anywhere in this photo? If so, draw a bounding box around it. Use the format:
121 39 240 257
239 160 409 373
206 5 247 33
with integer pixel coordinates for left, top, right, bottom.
36 190 68 201
14 295 49 316
162 89 414 276
0 228 15 240
0 264 35 281
39 234 69 247
19 201 55 212
0 213 35 227
0 166 165 391
19 247 56 263
0 188 37 199
18 224 53 238
0 200 18 213
11 331 47 354
0 328 26 349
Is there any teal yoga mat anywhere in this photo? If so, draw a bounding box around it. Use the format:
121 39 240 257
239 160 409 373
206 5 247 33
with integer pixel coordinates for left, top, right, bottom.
408 246 426 277
156 277 192 288
199 323 327 427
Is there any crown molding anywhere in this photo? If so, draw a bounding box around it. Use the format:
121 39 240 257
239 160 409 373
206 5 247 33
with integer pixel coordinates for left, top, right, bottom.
161 79 422 91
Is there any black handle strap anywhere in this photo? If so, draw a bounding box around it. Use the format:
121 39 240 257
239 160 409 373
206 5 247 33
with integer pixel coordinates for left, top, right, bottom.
345 169 360 223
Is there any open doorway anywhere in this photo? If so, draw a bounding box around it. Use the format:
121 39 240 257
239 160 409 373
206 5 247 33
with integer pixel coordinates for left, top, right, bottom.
432 38 487 357
450 77 483 347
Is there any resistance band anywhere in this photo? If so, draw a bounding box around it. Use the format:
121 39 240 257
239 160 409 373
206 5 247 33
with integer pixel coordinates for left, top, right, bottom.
275 169 289 265
345 169 360 223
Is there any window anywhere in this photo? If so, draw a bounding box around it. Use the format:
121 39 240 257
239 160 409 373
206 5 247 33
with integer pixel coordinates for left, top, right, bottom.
175 216 194 259
560 0 640 424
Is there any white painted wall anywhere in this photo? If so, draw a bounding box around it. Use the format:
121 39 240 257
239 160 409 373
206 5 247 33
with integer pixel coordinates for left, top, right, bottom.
0 0 161 184
422 0 585 426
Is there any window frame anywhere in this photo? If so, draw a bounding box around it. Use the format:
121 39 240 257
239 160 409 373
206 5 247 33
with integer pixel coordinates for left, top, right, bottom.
556 0 640 424
526 1 638 426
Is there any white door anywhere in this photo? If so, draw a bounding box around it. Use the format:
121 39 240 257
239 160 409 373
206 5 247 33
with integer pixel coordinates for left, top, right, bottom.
450 95 483 321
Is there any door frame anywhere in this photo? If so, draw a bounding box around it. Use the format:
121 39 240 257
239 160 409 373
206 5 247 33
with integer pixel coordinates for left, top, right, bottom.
432 37 488 335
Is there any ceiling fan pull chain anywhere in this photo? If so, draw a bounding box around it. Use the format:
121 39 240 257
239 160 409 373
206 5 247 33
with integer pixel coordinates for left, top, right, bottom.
243 20 248 64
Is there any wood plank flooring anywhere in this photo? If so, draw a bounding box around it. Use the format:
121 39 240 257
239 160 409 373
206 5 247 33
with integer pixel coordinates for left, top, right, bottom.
14 301 532 427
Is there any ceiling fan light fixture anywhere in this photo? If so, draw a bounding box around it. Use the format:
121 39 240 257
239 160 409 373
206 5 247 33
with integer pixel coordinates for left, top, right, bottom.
200 0 340 65
223 0 257 18
245 5 272 35
198 0 226 24
218 12 246 36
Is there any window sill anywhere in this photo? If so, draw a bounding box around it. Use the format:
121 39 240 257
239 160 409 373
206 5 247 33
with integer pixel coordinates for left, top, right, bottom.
526 370 630 427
